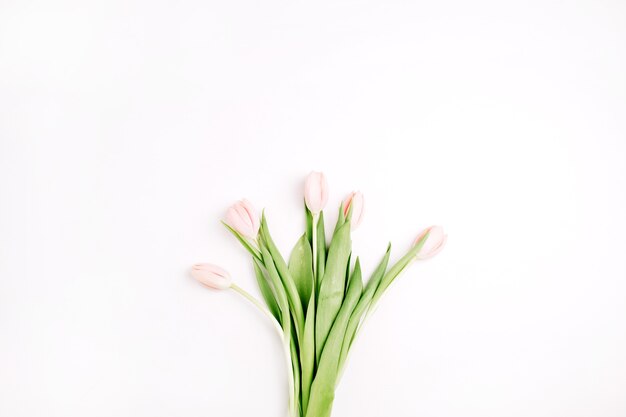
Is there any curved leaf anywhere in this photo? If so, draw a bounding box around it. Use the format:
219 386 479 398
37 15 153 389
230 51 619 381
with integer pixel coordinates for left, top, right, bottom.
288 233 314 311
252 260 281 323
306 259 362 417
260 213 305 342
300 292 316 413
315 220 351 361
221 221 262 261
338 244 391 371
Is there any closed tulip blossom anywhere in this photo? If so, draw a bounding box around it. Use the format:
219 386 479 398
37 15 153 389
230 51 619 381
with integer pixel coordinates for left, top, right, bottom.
343 191 365 230
225 199 260 239
304 171 329 214
191 263 232 289
414 225 447 259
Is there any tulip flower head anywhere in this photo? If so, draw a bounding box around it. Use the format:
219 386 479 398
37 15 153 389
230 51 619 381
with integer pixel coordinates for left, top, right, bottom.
304 171 329 214
343 191 365 230
191 263 232 290
225 199 260 239
414 226 447 260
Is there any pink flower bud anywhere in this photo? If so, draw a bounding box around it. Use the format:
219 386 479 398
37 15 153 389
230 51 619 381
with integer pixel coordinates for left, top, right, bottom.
191 263 232 290
225 199 260 239
304 171 329 214
414 226 447 260
343 191 365 230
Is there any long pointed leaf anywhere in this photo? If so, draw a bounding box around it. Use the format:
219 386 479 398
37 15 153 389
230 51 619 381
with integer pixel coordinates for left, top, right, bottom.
300 291 316 414
288 233 314 311
260 213 305 342
252 260 281 323
305 203 313 245
369 230 430 311
290 331 301 417
259 245 291 333
332 203 346 235
222 221 262 261
315 220 351 361
306 259 362 417
338 244 391 371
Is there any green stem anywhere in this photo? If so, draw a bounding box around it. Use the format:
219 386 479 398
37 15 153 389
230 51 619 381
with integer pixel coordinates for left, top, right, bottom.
231 283 277 328
230 283 296 417
312 213 319 280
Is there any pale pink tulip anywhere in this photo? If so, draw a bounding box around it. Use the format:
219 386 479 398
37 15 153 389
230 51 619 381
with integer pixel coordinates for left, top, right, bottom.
414 226 447 259
304 171 328 214
191 263 232 289
225 199 260 239
343 191 365 230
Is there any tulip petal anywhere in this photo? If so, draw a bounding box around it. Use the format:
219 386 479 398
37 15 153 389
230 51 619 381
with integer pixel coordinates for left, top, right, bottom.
416 226 447 260
191 263 232 290
343 191 365 230
225 199 260 239
240 199 260 236
305 171 329 214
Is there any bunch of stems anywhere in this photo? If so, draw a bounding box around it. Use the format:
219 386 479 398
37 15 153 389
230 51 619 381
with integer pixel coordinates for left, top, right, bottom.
223 204 434 417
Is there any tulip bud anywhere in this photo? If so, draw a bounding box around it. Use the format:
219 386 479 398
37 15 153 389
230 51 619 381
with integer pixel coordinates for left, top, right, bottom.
414 226 447 259
343 191 365 230
304 171 329 214
225 199 260 239
191 263 232 289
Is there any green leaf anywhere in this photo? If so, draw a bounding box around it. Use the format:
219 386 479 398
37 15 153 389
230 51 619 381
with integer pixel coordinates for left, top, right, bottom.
288 234 314 311
300 292 316 414
258 244 298 415
221 221 262 261
258 245 291 334
305 259 362 417
290 333 301 417
369 230 430 310
332 203 346 235
338 244 391 371
315 219 351 361
305 203 313 245
260 213 305 342
252 260 281 323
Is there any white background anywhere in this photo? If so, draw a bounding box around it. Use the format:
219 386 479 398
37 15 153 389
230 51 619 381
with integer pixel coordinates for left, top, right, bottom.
1 0 625 416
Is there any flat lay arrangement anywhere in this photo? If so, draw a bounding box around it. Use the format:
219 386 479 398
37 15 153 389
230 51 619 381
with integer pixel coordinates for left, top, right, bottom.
192 172 446 417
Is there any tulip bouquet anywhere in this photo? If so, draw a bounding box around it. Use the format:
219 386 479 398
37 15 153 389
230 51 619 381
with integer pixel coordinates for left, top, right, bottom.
192 172 446 417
